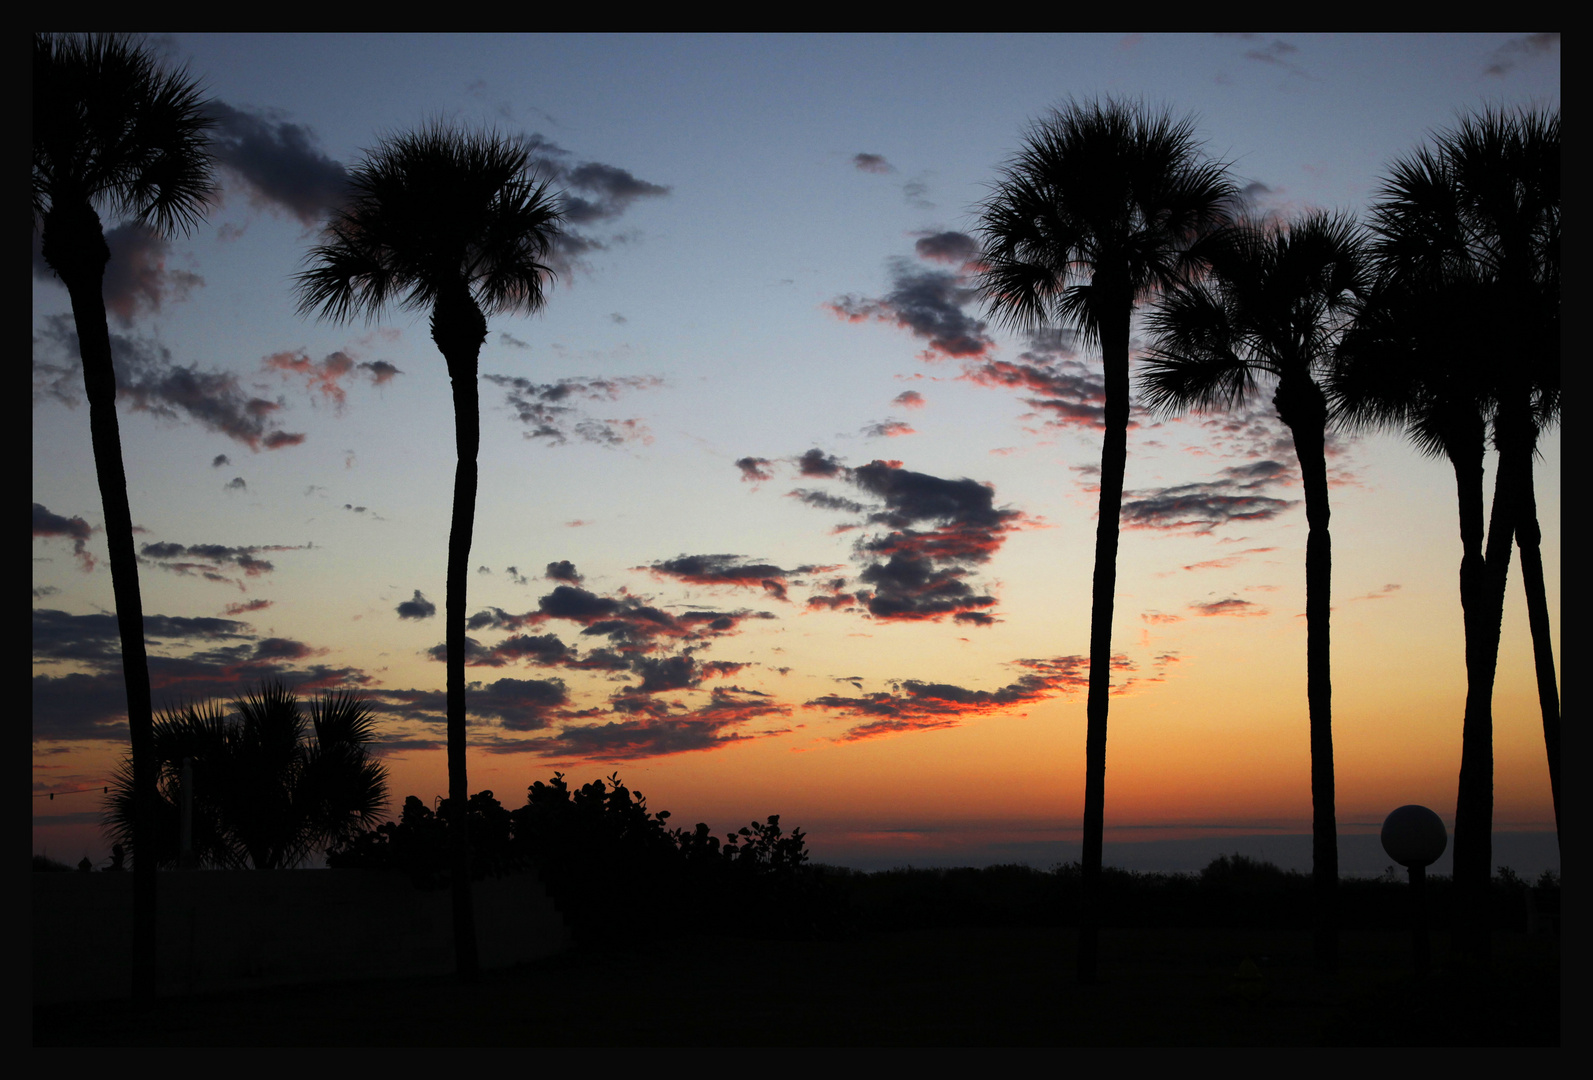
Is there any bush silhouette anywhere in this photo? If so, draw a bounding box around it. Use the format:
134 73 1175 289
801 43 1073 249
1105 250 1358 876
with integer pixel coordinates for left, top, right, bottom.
329 772 817 943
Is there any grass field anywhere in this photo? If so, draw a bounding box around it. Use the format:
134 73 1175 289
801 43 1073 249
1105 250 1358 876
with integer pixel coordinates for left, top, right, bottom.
33 925 1559 1046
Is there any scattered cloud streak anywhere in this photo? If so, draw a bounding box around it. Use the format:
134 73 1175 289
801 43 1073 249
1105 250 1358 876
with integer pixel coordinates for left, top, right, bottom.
484 373 661 446
34 316 306 451
33 503 95 572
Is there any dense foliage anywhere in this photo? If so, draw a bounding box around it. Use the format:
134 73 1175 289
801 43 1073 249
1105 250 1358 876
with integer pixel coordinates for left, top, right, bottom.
327 773 816 942
103 681 389 870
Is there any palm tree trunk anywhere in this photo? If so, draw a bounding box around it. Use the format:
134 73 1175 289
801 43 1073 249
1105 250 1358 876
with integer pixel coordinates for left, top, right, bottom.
1276 376 1338 976
1452 424 1519 968
1514 473 1559 844
1078 305 1130 985
434 283 488 979
46 202 160 1006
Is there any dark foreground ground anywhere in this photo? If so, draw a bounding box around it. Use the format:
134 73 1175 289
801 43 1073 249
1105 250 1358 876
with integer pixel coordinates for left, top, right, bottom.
34 925 1558 1046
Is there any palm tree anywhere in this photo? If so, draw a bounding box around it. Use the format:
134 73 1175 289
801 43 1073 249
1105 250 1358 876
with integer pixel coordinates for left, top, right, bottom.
976 98 1235 983
105 681 390 870
296 124 562 977
1142 211 1369 975
1334 108 1559 965
32 33 216 1003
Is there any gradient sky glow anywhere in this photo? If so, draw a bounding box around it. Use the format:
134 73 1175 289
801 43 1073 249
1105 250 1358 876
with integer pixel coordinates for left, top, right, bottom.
33 33 1560 873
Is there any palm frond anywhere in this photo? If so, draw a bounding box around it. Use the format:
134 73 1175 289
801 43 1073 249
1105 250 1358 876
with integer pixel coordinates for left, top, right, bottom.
295 121 563 328
32 33 217 238
1141 210 1368 421
975 96 1236 342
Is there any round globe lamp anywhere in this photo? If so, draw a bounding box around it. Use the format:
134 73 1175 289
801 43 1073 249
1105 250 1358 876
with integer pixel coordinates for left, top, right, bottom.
1381 805 1447 973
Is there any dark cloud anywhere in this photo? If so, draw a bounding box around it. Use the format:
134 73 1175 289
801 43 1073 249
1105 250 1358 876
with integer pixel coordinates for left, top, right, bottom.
518 687 791 760
33 315 306 451
208 101 350 227
1189 597 1268 617
1121 461 1298 533
225 477 246 491
139 540 308 585
31 608 368 743
212 455 231 468
514 133 670 272
853 153 893 174
222 599 273 616
33 503 95 572
1484 33 1559 77
913 231 979 266
483 373 660 446
263 349 398 409
790 489 868 515
792 458 1027 624
962 329 1106 431
797 448 844 477
467 677 571 731
893 391 926 409
560 161 671 224
808 655 1097 741
736 456 774 483
828 259 994 361
641 554 806 602
430 631 573 669
33 223 205 328
862 419 915 439
396 590 436 620
545 560 583 584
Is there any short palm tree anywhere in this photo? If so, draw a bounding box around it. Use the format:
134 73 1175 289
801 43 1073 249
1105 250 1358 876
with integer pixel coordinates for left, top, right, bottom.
1334 108 1558 964
105 681 390 870
296 124 562 976
33 32 216 1003
976 98 1235 983
1142 210 1369 975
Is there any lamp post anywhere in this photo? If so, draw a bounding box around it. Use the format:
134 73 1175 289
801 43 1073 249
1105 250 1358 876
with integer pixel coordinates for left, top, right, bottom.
1380 804 1448 974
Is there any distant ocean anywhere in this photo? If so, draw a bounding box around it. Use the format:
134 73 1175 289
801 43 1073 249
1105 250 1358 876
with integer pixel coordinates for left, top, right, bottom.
815 831 1560 878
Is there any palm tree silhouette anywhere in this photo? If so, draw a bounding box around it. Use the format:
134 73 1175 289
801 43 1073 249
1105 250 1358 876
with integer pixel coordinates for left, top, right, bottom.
296 124 562 977
1142 210 1369 975
976 98 1235 983
105 681 390 870
33 33 216 1003
1334 108 1558 964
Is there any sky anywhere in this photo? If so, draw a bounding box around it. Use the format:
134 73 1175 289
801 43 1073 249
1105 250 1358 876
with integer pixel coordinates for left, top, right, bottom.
32 33 1560 875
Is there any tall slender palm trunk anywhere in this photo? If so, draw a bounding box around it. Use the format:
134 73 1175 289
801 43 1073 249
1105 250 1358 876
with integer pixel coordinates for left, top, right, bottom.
1276 376 1338 976
46 201 159 1005
1515 477 1559 842
434 281 488 979
1452 422 1521 967
1078 304 1130 985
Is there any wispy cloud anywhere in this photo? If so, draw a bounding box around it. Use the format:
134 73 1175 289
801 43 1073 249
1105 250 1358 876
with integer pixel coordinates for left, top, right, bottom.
484 373 661 446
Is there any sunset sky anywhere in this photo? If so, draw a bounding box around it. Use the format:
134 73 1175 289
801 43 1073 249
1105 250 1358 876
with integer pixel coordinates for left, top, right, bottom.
33 33 1560 874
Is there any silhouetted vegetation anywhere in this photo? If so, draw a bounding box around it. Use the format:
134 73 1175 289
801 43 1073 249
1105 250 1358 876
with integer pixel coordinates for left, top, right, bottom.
34 30 219 1005
104 680 388 870
328 773 819 943
331 774 1556 947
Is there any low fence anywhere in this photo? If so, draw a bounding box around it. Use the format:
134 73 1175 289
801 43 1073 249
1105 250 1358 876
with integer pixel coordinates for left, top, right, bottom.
32 869 571 1004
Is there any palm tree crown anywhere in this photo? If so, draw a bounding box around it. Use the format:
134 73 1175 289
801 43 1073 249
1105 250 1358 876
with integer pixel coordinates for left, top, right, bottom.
105 681 390 871
295 124 560 329
977 98 1236 342
1141 211 1369 416
33 33 216 244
